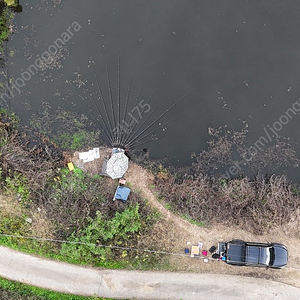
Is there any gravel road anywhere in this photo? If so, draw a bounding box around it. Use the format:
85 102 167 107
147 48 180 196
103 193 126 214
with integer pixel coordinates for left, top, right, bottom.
0 246 299 299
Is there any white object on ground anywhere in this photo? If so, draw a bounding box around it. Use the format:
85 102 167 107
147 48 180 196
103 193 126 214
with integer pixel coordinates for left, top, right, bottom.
79 148 100 163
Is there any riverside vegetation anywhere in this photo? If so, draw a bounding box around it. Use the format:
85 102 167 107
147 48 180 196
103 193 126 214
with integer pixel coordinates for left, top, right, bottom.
0 108 162 270
1 106 300 300
1 2 300 298
1 106 300 270
0 0 20 51
138 125 300 235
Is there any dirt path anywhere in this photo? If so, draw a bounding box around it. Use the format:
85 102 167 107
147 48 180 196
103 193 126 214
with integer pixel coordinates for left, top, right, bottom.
126 162 300 289
0 159 300 299
0 245 300 300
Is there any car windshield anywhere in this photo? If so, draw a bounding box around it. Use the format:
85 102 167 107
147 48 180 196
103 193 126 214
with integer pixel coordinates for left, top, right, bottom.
257 246 270 265
265 247 270 265
269 247 275 266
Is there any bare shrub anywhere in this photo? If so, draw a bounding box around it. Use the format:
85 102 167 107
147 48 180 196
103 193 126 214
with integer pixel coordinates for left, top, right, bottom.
40 173 155 239
0 121 64 192
0 113 156 243
155 174 300 234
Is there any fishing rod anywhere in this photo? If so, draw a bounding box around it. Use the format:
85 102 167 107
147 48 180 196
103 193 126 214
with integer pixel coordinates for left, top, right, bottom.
120 71 133 144
126 118 175 149
117 53 121 145
105 59 117 142
119 87 143 147
117 55 139 146
75 91 114 145
127 117 174 147
120 79 163 147
125 92 188 148
84 84 114 144
121 87 158 147
95 74 115 142
130 132 175 149
89 94 114 145
122 105 160 147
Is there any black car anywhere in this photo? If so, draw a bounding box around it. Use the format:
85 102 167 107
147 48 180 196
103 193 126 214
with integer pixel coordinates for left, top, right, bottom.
218 239 288 269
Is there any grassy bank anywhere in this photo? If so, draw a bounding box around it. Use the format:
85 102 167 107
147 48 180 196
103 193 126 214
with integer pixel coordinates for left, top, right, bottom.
0 109 164 271
0 0 17 51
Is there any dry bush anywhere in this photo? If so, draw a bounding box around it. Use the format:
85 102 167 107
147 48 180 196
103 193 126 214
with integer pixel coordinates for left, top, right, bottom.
153 125 300 233
0 126 64 193
40 174 155 239
0 115 156 242
155 174 300 234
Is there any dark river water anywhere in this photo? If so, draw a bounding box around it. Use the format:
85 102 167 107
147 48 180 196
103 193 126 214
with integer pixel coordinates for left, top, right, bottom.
3 0 300 180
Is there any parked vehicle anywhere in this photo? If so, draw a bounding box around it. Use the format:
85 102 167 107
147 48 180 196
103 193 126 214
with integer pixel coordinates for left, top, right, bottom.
218 239 288 269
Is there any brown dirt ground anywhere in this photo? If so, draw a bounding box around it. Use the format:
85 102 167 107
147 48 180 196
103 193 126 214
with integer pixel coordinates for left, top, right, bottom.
0 194 22 217
2 148 300 288
0 194 55 241
0 194 54 239
62 151 300 289
124 162 300 289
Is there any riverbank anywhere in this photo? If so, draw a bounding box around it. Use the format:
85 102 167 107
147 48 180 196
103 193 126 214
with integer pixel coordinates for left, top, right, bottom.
1 109 300 291
125 162 300 288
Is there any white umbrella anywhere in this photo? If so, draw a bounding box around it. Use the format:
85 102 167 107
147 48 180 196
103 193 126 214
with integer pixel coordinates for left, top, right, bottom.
105 152 129 179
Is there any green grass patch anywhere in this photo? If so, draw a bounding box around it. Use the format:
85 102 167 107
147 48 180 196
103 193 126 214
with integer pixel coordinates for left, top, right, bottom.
4 172 31 206
60 204 142 266
0 164 163 271
0 7 14 51
181 215 207 227
53 131 97 151
0 194 161 270
0 234 126 270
